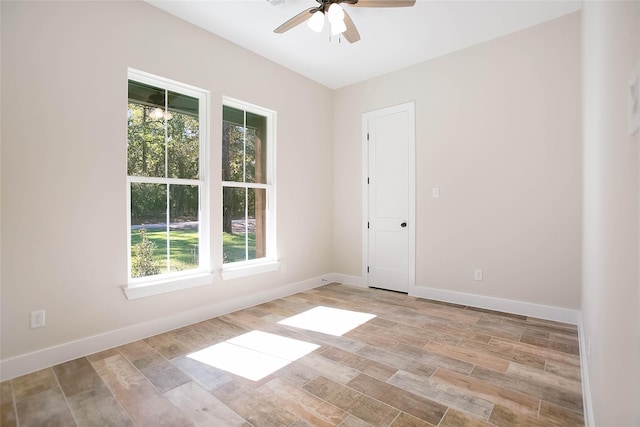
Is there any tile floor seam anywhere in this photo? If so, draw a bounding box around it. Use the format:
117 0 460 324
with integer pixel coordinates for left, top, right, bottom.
88 350 144 427
10 381 20 427
50 366 80 427
435 406 450 427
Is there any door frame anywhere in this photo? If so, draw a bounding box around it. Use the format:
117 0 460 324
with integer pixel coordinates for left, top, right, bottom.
361 101 416 291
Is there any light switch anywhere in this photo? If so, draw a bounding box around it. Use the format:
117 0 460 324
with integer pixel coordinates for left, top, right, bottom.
432 187 440 199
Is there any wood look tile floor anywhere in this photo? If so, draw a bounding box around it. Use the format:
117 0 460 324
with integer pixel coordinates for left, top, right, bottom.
0 284 584 426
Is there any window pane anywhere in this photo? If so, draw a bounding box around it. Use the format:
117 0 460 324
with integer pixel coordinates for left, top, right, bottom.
168 92 199 180
127 81 166 178
249 187 267 259
222 107 267 184
222 187 266 263
169 184 199 271
223 187 249 263
131 183 167 276
222 119 245 183
245 112 267 184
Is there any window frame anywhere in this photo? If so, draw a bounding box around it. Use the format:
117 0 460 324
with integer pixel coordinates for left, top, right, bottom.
124 69 211 298
221 96 278 279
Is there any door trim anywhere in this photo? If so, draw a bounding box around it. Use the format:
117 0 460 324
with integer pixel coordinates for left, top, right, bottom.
362 101 416 291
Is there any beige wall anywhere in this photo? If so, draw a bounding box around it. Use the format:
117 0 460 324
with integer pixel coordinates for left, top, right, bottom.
582 2 640 425
0 1 333 362
333 13 582 309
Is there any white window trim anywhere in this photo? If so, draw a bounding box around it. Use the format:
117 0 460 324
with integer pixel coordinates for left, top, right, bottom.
123 273 214 300
123 68 211 298
220 260 281 280
221 97 277 278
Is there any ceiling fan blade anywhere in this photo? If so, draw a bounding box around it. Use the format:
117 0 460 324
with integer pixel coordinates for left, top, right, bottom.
274 7 316 33
350 0 416 7
342 10 361 43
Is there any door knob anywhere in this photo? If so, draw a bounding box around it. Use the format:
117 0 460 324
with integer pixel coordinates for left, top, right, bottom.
401 222 407 228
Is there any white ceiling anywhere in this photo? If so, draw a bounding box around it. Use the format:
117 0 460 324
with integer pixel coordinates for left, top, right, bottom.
146 0 582 89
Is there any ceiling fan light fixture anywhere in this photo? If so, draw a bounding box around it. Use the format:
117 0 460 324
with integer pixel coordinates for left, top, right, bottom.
307 11 325 32
150 108 165 120
330 19 347 35
327 3 345 25
274 0 415 43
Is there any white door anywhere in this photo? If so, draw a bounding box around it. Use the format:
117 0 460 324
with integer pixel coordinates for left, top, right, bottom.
364 102 415 293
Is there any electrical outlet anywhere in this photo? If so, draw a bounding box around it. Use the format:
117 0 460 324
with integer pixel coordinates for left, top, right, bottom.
30 310 46 328
474 269 483 281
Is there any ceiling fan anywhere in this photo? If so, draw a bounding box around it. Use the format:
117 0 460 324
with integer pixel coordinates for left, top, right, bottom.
274 0 416 43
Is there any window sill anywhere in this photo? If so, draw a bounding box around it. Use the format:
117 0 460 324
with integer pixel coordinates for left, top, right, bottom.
123 273 214 300
221 260 281 280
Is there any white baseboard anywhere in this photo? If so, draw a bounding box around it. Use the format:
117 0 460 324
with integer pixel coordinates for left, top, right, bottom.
327 277 579 325
0 276 585 382
577 315 595 427
409 285 580 325
0 275 326 382
325 273 365 288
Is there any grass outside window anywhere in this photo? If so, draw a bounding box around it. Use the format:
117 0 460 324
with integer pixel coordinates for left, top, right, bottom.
131 228 255 272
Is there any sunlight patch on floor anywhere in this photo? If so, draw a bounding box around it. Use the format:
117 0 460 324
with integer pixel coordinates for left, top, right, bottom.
187 330 320 381
278 306 376 336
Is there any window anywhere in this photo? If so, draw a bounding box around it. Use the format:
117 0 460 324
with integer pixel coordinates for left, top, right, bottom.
126 69 210 291
222 98 277 276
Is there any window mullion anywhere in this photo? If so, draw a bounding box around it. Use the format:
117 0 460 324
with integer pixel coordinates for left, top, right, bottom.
243 111 248 261
221 181 269 190
129 176 201 186
164 89 170 274
166 183 171 273
242 111 247 184
164 88 169 179
245 188 250 261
